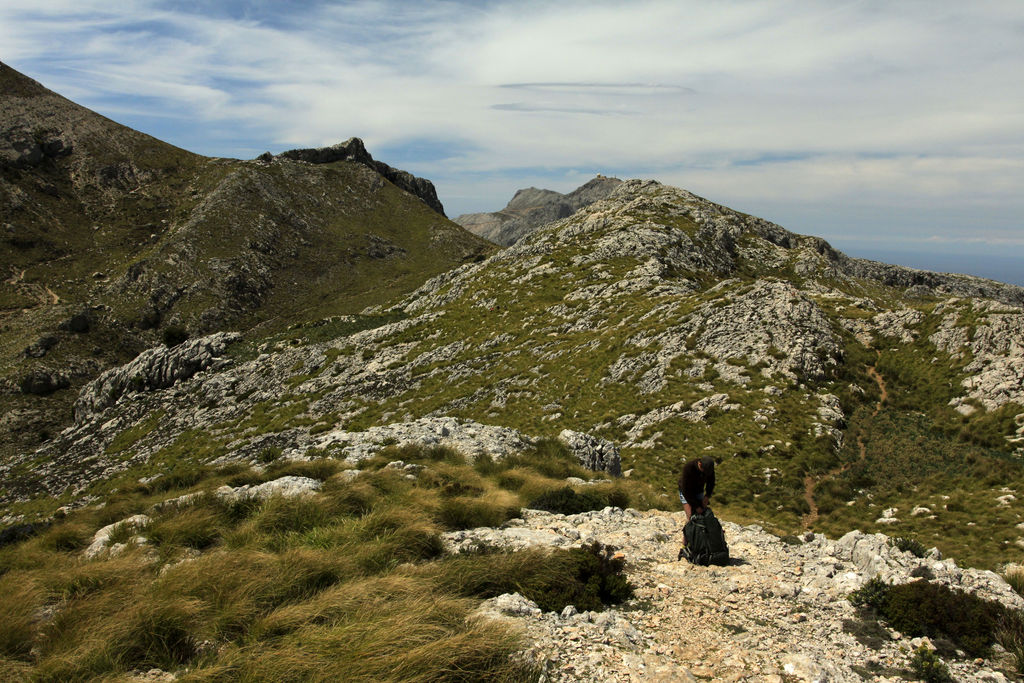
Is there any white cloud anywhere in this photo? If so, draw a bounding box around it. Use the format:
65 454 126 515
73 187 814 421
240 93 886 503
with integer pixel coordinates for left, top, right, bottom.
1 0 1022 250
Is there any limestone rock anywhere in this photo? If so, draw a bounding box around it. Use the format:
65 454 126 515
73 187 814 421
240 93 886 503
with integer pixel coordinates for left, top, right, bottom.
455 176 622 246
84 514 150 559
276 137 446 216
295 417 535 464
73 332 240 422
215 476 321 503
558 429 621 475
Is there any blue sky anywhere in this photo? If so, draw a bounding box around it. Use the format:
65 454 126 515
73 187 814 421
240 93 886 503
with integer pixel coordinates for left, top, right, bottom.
3 0 1023 283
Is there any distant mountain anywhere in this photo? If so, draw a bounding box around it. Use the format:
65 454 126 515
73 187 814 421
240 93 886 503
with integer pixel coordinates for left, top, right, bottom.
0 61 492 462
454 175 622 245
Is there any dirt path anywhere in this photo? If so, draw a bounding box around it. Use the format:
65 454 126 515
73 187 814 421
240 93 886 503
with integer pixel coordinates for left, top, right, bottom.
4 266 61 307
802 358 887 529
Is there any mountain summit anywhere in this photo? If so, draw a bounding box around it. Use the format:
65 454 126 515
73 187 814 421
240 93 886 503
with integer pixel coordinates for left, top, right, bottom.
454 174 622 245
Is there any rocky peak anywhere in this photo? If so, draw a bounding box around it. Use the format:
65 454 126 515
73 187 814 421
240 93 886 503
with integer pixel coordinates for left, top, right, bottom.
274 137 446 216
454 174 622 246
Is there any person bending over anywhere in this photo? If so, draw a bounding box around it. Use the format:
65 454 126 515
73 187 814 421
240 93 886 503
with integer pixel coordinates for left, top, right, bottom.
677 455 715 521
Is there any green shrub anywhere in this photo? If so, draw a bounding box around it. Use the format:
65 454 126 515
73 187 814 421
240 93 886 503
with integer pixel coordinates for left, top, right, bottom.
437 498 520 531
527 487 608 515
594 485 630 510
883 582 1000 657
527 542 634 612
891 536 927 558
852 579 1015 658
431 542 633 613
909 646 954 683
256 446 282 464
849 577 890 610
161 325 190 347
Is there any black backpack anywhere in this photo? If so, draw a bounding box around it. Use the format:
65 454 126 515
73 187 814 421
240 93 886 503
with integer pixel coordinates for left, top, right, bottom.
680 509 729 565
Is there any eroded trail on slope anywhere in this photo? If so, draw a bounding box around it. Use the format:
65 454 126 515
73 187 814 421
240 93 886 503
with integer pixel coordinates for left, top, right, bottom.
802 359 888 529
459 506 1017 682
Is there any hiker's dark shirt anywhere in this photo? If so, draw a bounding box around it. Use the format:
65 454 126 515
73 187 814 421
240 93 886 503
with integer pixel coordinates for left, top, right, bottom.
677 459 715 507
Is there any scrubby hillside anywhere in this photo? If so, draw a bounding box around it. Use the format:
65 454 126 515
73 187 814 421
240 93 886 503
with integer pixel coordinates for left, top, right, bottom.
0 61 492 464
7 178 1023 572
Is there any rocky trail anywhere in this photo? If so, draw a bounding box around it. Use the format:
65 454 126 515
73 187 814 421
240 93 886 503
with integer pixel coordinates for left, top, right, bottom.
802 362 889 529
458 507 1020 682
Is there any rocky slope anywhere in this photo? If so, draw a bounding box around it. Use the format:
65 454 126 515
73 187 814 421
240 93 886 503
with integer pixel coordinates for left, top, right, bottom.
455 175 622 245
465 506 1021 682
5 177 1024 573
0 61 492 463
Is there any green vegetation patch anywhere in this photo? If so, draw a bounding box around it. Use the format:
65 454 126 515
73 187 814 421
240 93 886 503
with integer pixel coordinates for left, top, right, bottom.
850 577 1024 659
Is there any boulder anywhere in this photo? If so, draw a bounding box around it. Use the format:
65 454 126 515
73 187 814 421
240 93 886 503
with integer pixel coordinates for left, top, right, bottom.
558 429 622 475
215 475 322 503
73 332 240 422
19 370 70 395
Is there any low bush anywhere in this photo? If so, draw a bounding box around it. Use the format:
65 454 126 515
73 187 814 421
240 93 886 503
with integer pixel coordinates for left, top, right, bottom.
256 446 282 464
527 486 608 515
891 536 927 558
589 484 630 510
529 542 634 612
909 646 954 683
437 497 520 531
848 576 890 609
849 578 1023 658
431 542 633 613
161 324 189 347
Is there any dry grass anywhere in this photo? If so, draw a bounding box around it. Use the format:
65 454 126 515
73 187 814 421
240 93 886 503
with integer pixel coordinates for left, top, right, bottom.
0 442 654 680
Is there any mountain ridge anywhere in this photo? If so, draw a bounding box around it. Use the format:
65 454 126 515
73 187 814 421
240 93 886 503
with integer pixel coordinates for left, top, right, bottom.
8 177 1023 570
454 174 623 246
